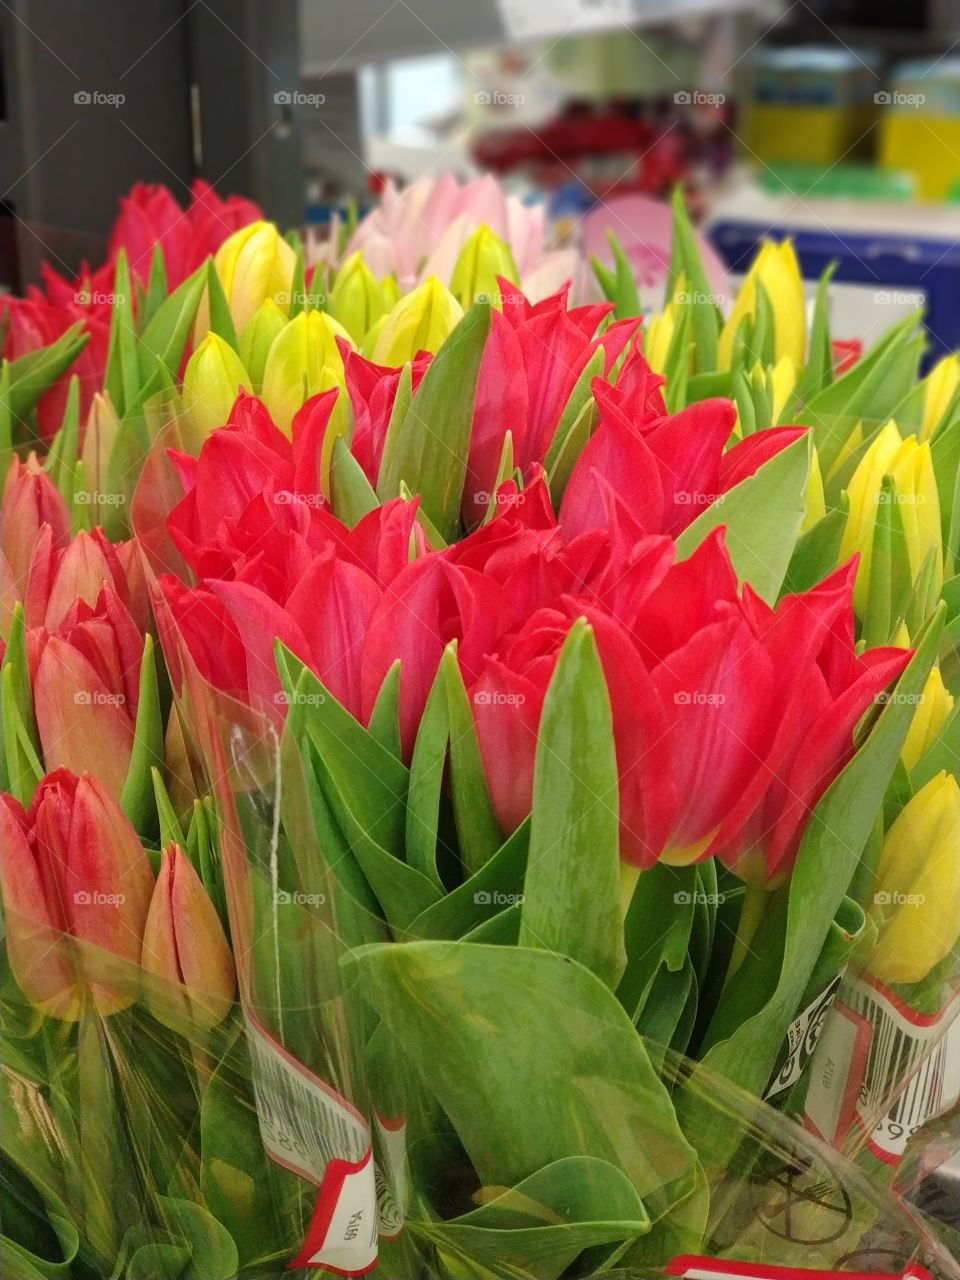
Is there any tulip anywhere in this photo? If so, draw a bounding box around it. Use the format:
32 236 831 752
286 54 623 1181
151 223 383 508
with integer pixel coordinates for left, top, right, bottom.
24 526 140 631
32 586 142 798
449 225 520 307
80 392 122 523
902 665 954 772
343 172 577 301
718 238 806 370
238 299 289 393
207 220 297 333
329 252 400 344
372 277 463 367
866 772 960 985
260 310 350 434
182 333 251 445
643 302 678 376
839 421 943 615
1 457 71 599
141 845 235 1031
0 770 154 1018
920 352 960 441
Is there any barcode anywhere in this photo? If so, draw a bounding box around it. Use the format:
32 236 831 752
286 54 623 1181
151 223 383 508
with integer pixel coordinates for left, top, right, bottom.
842 979 960 1161
246 1016 370 1185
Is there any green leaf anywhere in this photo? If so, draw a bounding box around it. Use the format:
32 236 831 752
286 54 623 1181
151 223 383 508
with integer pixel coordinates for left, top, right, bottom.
618 864 697 1021
544 347 604 476
5 325 89 426
795 261 837 408
418 1156 650 1280
781 501 848 596
669 188 720 372
104 250 140 418
205 259 240 353
343 940 701 1218
120 635 163 837
520 620 625 989
151 766 186 851
376 303 492 541
662 306 692 414
368 659 403 760
141 245 169 328
0 606 43 803
861 474 912 648
547 399 596 510
399 480 446 549
408 820 530 940
132 265 206 409
482 429 515 525
405 661 450 889
442 646 502 877
331 435 379 527
676 432 811 603
591 230 641 320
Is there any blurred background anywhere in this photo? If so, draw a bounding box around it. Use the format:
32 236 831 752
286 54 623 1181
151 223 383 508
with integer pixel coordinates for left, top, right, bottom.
2 0 960 362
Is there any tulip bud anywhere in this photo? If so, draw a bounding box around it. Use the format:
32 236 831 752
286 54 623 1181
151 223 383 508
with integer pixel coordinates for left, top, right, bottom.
719 239 806 370
839 421 944 615
260 309 350 435
26 526 124 630
644 304 676 376
330 252 400 344
211 219 297 331
449 225 519 308
802 447 827 533
141 844 235 1031
372 276 463 367
902 665 954 772
920 352 960 441
80 393 121 504
238 298 287 392
33 587 142 798
0 770 155 1018
1 457 70 597
867 772 960 985
182 333 250 446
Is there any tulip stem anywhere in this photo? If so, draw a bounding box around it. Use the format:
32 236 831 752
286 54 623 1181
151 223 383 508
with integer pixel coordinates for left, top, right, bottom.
727 881 770 980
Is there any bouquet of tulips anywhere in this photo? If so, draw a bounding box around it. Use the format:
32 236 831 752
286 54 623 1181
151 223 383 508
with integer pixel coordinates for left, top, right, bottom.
1 174 958 1279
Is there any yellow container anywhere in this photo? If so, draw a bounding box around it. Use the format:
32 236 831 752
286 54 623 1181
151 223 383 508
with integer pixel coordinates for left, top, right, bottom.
879 113 960 200
750 103 860 164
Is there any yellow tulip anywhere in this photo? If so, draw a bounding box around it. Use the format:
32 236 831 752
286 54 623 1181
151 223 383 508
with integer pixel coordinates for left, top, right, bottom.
920 352 960 441
902 666 955 772
260 310 350 435
182 333 250 446
802 447 826 533
839 420 943 615
769 354 798 423
449 225 519 308
212 220 297 331
330 252 400 344
719 239 806 370
372 277 463 367
644 305 676 376
867 772 960 985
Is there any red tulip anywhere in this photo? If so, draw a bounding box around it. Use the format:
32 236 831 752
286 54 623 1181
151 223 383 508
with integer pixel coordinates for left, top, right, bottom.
711 560 913 883
1 457 71 600
141 844 235 1031
0 770 154 1017
32 586 143 798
